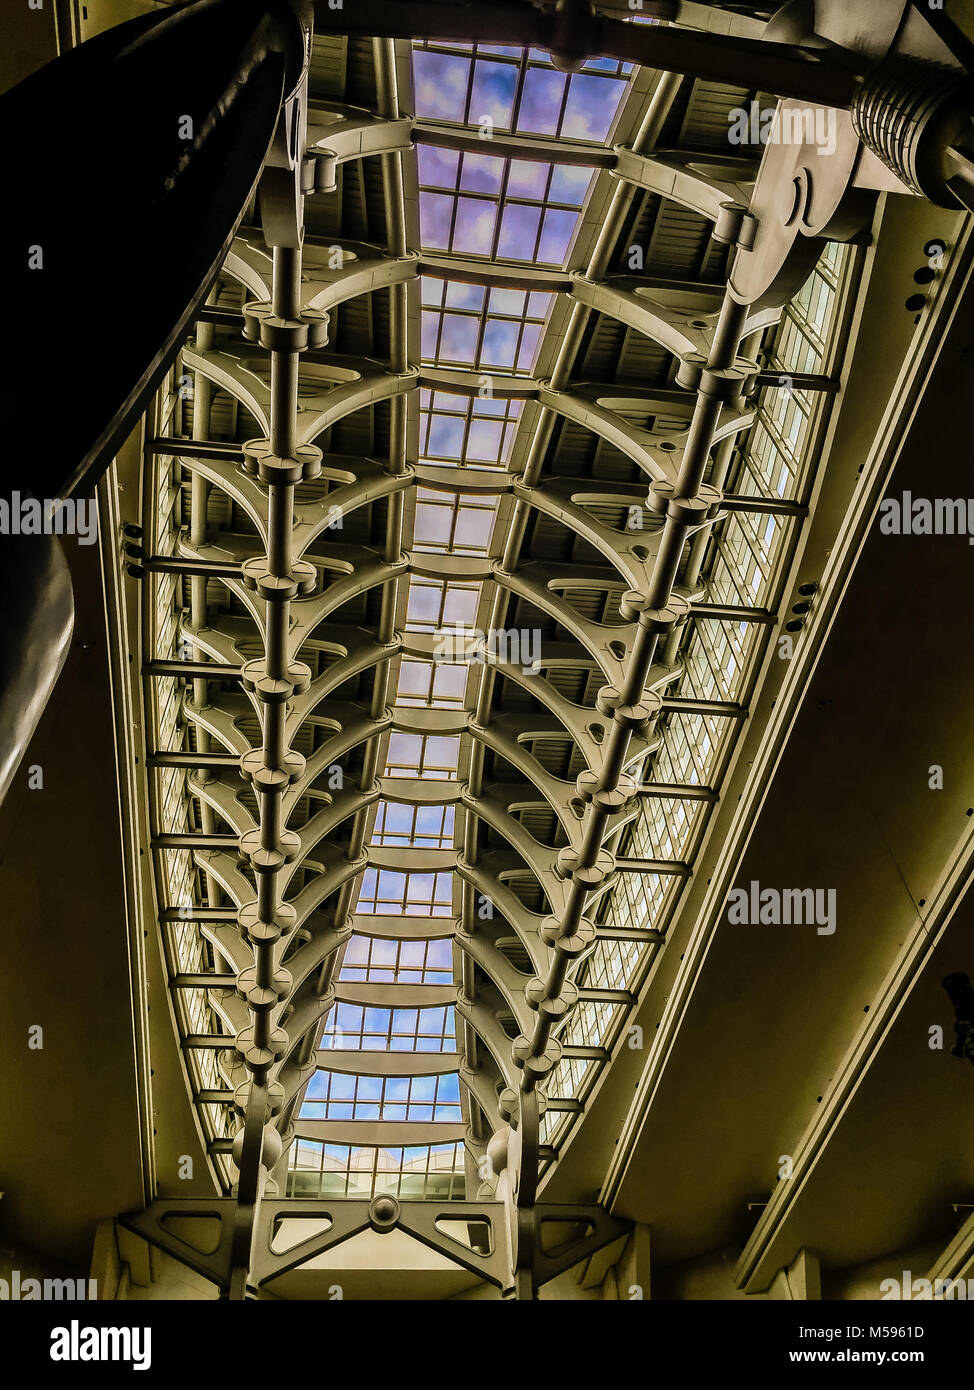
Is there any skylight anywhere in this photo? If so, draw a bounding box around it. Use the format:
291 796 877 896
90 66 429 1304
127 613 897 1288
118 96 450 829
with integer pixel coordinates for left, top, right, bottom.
413 488 498 555
288 1141 466 1200
419 390 522 470
404 577 482 632
371 801 456 849
384 731 461 780
320 1003 457 1052
412 41 630 141
339 935 455 984
421 279 553 372
418 148 593 265
395 659 468 708
301 1071 462 1123
356 868 455 916
300 28 632 1194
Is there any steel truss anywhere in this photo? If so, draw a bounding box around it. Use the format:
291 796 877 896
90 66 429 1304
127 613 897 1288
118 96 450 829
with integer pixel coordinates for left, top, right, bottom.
115 0 974 1298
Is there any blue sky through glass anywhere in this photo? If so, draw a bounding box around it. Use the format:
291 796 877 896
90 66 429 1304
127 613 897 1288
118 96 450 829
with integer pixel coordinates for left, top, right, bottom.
413 41 630 140
302 38 632 1181
418 144 594 266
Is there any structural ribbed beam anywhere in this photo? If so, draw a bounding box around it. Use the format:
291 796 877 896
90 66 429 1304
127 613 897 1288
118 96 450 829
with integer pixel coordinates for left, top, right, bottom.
114 7 869 1300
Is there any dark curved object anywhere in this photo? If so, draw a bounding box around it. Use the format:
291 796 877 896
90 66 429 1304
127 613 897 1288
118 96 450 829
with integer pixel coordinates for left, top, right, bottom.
0 527 74 806
2 0 306 501
0 0 305 800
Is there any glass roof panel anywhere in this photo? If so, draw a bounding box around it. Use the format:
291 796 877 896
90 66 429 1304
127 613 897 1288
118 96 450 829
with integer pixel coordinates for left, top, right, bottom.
371 800 456 848
320 1003 457 1052
384 730 461 780
420 276 552 375
395 659 468 708
413 42 629 141
420 390 523 470
340 935 454 984
300 1071 462 1123
414 489 498 556
413 49 470 121
287 1141 465 1200
405 577 482 632
418 145 593 267
306 35 633 1186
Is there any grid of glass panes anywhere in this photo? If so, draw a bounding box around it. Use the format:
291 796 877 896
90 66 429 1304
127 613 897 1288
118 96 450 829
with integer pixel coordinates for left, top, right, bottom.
371 801 455 849
301 1070 462 1123
419 390 522 470
547 1054 593 1100
395 658 468 708
690 611 753 694
384 731 461 779
339 935 454 985
165 849 222 1075
153 468 184 839
602 864 666 936
418 155 591 267
540 1109 570 1147
735 246 845 506
624 795 701 880
551 247 852 1153
561 998 621 1050
663 709 727 788
287 1140 466 1199
786 254 841 355
709 510 794 617
421 277 553 372
413 487 498 555
582 934 647 993
682 625 752 717
412 43 630 143
404 576 481 633
152 450 236 1155
320 1003 457 1052
355 868 454 916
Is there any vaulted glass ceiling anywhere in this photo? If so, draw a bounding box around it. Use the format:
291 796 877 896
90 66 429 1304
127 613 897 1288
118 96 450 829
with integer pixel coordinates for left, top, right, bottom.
133 20 856 1219
288 35 641 1193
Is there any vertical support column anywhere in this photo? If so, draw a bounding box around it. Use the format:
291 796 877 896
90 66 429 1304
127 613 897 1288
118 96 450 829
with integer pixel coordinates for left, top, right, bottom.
223 46 328 1295
286 38 413 1091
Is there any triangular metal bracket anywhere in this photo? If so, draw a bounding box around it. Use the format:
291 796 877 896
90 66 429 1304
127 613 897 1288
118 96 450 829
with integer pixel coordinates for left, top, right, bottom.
118 1198 239 1291
532 1203 632 1287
